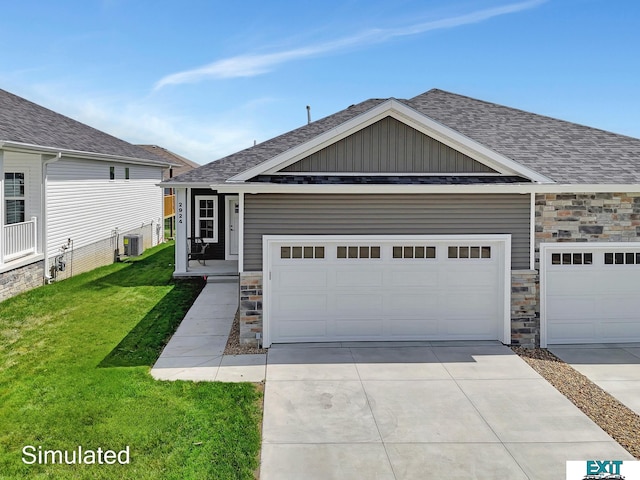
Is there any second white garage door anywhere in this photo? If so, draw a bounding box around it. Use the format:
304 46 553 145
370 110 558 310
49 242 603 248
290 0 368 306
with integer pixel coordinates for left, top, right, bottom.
263 235 510 346
542 243 640 346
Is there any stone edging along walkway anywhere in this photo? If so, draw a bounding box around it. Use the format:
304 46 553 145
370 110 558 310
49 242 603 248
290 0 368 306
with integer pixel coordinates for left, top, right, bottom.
512 347 640 459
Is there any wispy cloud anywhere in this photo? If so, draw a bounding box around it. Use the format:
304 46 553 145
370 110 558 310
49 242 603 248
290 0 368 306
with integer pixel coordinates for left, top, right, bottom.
154 0 547 90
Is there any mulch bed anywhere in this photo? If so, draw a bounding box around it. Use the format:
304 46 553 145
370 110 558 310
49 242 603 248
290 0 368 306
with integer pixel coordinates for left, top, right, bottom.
224 309 266 355
512 347 640 459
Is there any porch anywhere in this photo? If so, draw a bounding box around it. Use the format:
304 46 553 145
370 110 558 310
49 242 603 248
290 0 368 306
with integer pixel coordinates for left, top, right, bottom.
1 217 39 266
173 259 239 278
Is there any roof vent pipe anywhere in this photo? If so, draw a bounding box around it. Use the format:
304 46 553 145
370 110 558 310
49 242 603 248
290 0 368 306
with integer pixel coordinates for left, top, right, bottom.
306 105 311 125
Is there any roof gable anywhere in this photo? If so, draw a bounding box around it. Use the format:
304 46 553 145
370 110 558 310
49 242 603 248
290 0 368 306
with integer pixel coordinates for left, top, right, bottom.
0 89 168 165
231 99 551 183
279 116 497 174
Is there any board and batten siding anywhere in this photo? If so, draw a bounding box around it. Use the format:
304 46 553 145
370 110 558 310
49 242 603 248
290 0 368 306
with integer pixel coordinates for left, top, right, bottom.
281 117 497 174
243 193 530 270
46 159 163 258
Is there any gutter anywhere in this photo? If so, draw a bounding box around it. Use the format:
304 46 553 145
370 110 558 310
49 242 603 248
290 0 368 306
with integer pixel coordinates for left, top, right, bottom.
42 152 62 283
1 140 174 168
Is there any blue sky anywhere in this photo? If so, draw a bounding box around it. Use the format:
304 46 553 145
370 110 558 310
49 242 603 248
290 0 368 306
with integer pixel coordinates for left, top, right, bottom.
0 0 638 164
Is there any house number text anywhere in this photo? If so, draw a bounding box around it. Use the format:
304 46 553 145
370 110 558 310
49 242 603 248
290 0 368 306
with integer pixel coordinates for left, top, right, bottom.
178 202 184 224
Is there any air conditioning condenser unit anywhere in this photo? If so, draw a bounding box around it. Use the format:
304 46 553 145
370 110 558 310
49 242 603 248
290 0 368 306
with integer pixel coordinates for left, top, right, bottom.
123 234 144 256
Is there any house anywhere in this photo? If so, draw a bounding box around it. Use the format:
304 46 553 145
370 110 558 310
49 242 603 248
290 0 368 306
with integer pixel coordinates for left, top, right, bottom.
0 88 172 301
137 145 199 239
162 88 640 348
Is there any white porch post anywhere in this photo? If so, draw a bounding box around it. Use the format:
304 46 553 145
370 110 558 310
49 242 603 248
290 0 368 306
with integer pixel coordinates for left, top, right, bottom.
174 188 188 274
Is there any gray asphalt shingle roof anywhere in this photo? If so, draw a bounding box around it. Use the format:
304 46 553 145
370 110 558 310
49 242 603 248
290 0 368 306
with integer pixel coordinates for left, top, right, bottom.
169 89 640 185
0 89 168 165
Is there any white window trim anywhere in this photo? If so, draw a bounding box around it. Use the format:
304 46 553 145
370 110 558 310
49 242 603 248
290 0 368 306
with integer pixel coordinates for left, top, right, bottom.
195 195 218 242
4 170 27 225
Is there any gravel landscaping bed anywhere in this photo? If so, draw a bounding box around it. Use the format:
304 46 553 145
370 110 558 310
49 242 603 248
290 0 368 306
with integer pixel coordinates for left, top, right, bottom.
512 347 640 459
224 309 267 355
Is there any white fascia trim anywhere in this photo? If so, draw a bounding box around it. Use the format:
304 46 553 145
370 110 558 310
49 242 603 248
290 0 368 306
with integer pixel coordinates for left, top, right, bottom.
229 99 553 184
266 171 506 177
0 141 172 168
213 183 640 195
158 181 216 189
214 183 535 194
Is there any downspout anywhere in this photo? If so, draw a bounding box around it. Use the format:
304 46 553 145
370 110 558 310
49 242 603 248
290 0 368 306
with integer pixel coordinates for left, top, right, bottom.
42 152 62 283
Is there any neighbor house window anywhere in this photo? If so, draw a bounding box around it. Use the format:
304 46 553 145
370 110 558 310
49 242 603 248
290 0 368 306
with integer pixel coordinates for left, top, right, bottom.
109 166 115 180
195 195 218 242
125 167 130 180
4 172 25 224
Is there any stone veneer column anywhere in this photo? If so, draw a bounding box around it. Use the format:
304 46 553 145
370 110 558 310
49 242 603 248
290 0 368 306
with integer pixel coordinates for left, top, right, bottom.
239 272 263 346
511 270 539 348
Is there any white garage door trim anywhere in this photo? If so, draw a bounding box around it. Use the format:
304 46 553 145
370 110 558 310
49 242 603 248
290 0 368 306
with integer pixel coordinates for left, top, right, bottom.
540 242 640 347
262 234 512 347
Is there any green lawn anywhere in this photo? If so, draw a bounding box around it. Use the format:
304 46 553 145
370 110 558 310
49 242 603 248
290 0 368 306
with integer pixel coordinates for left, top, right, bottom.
0 243 262 479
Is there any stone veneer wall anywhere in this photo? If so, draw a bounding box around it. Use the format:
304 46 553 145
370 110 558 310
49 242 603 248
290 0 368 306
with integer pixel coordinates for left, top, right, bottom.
535 192 640 266
510 270 539 348
239 272 263 345
0 260 45 302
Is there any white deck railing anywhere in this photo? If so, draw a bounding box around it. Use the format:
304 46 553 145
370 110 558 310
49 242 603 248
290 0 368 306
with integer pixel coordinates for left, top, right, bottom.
3 217 37 262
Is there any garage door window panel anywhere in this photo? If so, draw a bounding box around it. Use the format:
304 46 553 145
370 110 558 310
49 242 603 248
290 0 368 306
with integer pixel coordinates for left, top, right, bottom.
280 245 325 259
392 246 437 259
448 246 491 259
604 252 639 265
337 245 381 259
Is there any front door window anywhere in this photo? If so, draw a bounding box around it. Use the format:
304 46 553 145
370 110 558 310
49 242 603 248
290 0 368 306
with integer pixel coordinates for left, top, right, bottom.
195 195 218 242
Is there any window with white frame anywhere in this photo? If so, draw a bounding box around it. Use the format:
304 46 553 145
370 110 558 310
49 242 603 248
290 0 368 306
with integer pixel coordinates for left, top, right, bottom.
4 172 26 224
195 195 218 242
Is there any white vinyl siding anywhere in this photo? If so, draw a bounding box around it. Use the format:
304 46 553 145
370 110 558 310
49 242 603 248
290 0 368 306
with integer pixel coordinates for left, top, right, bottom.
46 159 163 258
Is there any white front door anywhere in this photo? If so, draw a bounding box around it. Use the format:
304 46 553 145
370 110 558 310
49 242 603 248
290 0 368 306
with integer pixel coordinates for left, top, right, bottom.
541 243 640 346
263 235 511 347
226 197 239 259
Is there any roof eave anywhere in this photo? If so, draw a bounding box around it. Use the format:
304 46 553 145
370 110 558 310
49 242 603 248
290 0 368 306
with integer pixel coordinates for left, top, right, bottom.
0 140 172 167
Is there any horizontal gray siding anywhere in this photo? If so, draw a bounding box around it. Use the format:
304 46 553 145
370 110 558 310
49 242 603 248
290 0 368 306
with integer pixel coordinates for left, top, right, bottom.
244 193 530 270
281 117 496 173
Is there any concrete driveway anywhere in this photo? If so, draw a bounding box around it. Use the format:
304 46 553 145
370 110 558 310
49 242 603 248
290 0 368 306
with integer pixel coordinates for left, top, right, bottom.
260 341 632 480
549 343 640 416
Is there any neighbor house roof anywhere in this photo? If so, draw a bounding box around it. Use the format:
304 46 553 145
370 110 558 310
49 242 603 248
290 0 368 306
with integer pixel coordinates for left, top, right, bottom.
137 145 200 179
166 89 640 185
0 88 169 166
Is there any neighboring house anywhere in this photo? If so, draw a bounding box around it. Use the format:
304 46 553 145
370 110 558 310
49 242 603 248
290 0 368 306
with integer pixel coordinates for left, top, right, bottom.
162 88 640 348
0 89 172 301
137 145 199 239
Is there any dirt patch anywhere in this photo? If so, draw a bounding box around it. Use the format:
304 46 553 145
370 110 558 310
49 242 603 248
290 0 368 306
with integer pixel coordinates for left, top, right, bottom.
512 347 640 459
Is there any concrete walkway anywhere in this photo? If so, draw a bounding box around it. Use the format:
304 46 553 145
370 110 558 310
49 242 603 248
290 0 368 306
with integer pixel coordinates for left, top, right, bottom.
150 278 266 383
260 342 633 480
549 343 640 416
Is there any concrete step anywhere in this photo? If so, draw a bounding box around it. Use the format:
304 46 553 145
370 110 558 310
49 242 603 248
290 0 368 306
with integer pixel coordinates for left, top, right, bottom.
206 275 239 284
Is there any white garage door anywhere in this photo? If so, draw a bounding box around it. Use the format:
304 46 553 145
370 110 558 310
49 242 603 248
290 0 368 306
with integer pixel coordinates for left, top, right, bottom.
542 243 640 345
263 235 509 346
